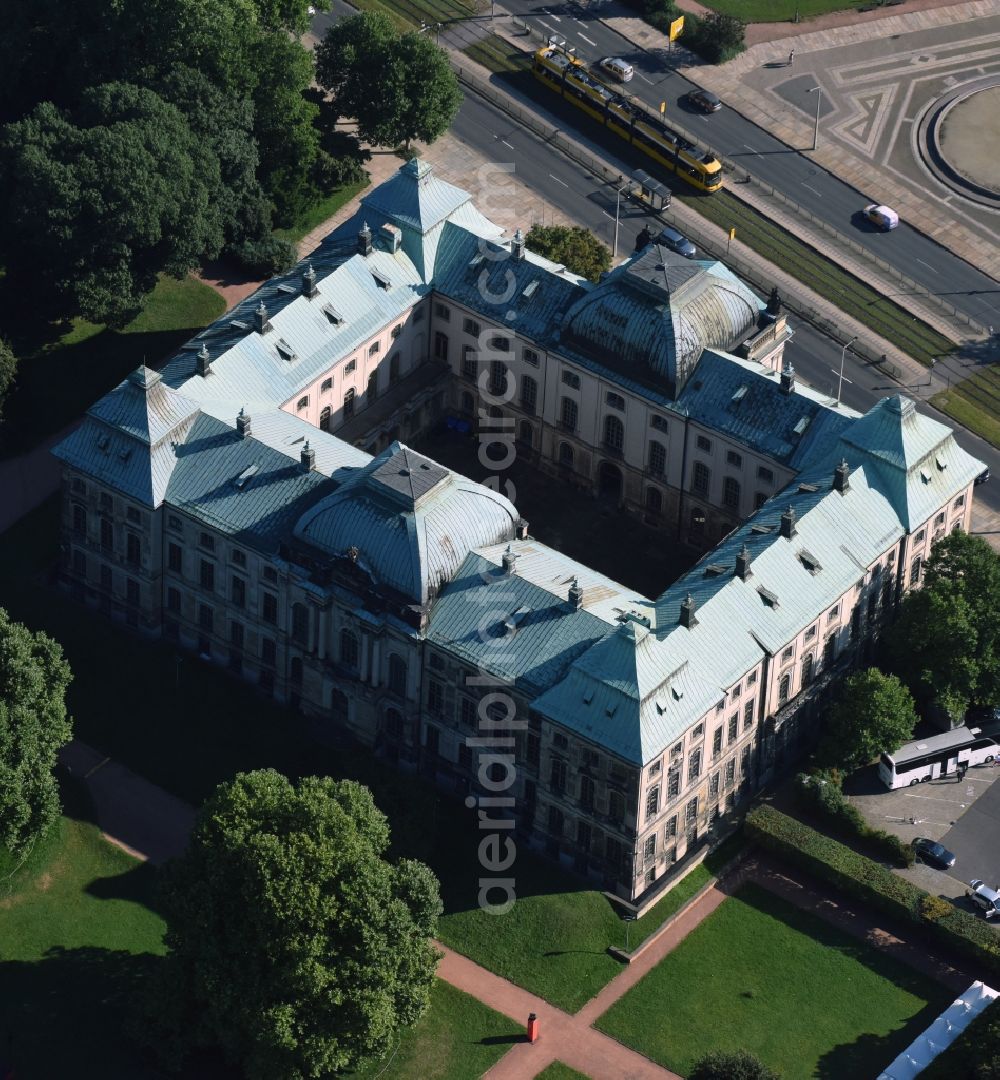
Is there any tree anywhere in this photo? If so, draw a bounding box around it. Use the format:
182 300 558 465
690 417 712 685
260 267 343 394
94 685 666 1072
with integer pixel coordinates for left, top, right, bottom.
819 668 917 771
152 770 442 1079
525 225 612 282
689 1049 780 1080
0 83 226 326
316 13 462 149
884 531 1000 720
687 12 746 65
0 338 16 423
0 608 73 859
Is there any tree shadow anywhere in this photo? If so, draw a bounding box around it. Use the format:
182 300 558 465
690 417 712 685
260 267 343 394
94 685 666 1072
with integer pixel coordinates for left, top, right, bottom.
814 1007 947 1079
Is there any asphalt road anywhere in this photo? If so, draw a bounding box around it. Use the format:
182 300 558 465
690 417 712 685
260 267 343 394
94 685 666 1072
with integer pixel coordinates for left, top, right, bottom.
501 0 1000 329
943 772 1000 901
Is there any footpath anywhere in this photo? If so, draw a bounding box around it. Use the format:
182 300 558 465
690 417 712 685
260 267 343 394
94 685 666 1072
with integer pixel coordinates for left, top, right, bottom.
58 736 979 1080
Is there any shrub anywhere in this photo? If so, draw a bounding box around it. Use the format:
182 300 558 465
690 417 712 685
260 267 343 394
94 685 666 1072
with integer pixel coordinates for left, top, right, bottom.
230 235 297 277
746 805 1000 980
689 1048 779 1080
920 894 954 922
683 12 746 65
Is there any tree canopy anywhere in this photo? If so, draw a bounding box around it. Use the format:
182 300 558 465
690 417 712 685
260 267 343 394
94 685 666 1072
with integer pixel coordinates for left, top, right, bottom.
525 224 612 282
884 532 1000 722
819 668 918 771
153 770 441 1079
689 1049 780 1080
316 13 462 149
0 338 16 423
0 608 73 859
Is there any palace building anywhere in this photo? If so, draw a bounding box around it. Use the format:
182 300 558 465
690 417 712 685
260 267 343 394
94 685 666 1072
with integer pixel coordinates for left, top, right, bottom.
52 160 984 904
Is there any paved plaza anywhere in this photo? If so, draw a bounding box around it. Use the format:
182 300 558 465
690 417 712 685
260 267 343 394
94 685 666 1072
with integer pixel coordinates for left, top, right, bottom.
691 0 1000 279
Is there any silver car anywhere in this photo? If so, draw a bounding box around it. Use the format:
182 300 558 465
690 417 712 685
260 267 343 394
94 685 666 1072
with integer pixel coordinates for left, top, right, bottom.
968 879 1000 917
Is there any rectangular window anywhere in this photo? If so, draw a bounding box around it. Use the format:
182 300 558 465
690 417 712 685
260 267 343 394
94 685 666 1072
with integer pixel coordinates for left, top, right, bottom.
100 518 114 551
746 670 758 687
126 506 141 524
345 359 357 375
561 370 580 389
664 815 677 839
168 514 182 532
712 728 723 758
648 760 661 778
709 772 720 798
728 715 738 743
231 576 246 608
101 493 114 513
644 834 656 862
726 450 743 468
368 341 380 357
428 678 444 714
263 566 278 584
688 749 702 781
462 345 476 379
696 435 712 453
199 531 215 552
125 532 141 566
757 465 774 483
827 605 840 622
651 414 669 433
199 559 214 592
166 586 180 612
606 391 625 411
692 461 710 497
667 766 680 798
740 744 752 776
693 723 704 739
321 377 333 392
743 701 754 729
262 591 278 624
198 603 213 632
391 323 402 339
434 303 450 321
168 543 182 573
685 797 698 824
460 697 476 727
523 348 539 366
645 785 660 819
725 760 736 787
560 397 578 432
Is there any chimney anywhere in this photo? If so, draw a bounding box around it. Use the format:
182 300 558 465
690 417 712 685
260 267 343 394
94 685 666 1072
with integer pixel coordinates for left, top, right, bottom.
358 221 372 257
511 228 525 261
679 593 698 629
302 264 317 298
255 301 272 335
766 286 783 317
300 439 316 471
515 517 529 540
568 577 584 609
236 408 252 439
833 459 851 494
196 343 211 377
779 361 795 395
780 505 797 539
735 543 752 581
502 544 518 576
379 223 402 253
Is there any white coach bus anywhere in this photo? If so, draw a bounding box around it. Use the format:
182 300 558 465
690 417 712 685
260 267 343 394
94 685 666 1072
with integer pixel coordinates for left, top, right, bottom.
878 726 998 789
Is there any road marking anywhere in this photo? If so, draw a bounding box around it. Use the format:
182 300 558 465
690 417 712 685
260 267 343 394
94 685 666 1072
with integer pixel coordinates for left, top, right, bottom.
801 182 822 196
602 209 613 219
916 258 938 273
501 139 515 150
579 32 597 46
743 143 759 155
549 173 570 187
903 793 968 806
636 72 653 83
538 19 556 33
541 8 561 20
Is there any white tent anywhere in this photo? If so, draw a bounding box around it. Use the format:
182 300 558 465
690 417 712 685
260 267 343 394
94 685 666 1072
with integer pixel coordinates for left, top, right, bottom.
877 980 998 1079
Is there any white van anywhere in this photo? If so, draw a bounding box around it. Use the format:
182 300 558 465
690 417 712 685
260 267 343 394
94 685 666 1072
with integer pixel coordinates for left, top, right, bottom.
598 57 633 83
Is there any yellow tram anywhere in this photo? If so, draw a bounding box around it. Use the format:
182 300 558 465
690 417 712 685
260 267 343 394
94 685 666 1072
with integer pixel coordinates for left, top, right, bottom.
532 45 723 194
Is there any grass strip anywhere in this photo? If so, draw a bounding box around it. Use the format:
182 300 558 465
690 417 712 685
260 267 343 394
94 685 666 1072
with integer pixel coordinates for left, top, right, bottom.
596 882 953 1079
463 33 531 74
274 178 370 245
534 1064 591 1080
933 376 1000 449
700 0 871 21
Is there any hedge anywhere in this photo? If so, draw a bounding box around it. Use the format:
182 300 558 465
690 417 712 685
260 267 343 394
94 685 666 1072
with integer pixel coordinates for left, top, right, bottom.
746 805 1000 980
792 773 915 868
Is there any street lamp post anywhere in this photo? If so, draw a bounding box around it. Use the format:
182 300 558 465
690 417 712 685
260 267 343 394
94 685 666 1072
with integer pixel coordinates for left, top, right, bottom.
807 86 822 151
613 175 632 261
836 334 858 406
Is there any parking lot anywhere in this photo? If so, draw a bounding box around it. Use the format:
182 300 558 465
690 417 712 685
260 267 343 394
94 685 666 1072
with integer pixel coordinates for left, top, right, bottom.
846 761 1000 907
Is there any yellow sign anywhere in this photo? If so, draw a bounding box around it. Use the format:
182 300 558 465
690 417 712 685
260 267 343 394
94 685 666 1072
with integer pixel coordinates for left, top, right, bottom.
659 101 666 115
729 227 737 240
669 15 685 41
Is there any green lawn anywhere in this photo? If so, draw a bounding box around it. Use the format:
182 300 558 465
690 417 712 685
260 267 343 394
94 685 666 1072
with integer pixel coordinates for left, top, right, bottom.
347 980 519 1079
596 883 952 1079
274 178 371 246
699 0 875 22
462 33 532 76
534 1063 591 1080
0 273 225 459
932 364 1000 449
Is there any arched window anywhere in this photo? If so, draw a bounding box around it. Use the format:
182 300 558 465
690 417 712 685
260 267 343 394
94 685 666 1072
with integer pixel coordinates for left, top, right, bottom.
723 476 741 510
388 654 407 697
72 504 87 535
800 653 814 687
692 462 711 497
319 406 331 431
603 414 624 452
645 487 662 514
331 689 348 723
517 420 533 447
434 331 448 360
558 442 574 469
291 603 309 646
560 397 578 432
290 656 303 686
649 441 666 476
343 388 356 419
340 628 359 670
778 673 791 705
520 375 537 414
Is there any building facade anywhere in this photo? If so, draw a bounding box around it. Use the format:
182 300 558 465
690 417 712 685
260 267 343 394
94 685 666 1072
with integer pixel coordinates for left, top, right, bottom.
53 161 984 905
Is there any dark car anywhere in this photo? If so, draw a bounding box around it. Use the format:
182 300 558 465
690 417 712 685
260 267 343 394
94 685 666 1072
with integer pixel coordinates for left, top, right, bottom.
975 467 990 486
913 837 956 870
686 88 722 113
656 226 697 259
